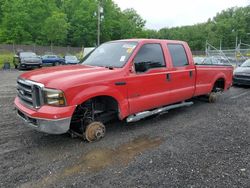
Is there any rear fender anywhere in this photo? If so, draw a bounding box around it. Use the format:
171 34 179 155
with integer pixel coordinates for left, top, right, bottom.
70 85 129 120
211 73 226 91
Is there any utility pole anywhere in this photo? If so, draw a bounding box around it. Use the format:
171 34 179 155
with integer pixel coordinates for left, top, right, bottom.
235 35 238 49
219 39 222 51
97 1 104 46
97 1 100 46
235 35 238 66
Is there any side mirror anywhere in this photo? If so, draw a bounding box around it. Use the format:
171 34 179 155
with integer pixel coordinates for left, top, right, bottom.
134 61 149 73
238 64 241 67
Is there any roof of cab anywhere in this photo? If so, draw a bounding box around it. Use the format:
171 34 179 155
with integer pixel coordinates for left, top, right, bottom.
111 38 186 44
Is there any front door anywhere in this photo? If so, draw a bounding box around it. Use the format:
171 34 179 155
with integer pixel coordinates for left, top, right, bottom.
127 43 171 114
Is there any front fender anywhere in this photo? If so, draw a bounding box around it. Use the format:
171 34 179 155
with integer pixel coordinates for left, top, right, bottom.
69 85 129 120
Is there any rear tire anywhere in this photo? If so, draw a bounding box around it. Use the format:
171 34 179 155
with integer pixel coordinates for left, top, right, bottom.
53 62 59 66
208 92 217 103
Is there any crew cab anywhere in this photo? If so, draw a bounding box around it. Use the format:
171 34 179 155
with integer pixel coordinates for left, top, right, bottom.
14 39 233 142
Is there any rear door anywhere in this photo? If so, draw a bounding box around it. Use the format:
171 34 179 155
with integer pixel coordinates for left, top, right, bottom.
127 43 171 114
166 43 196 103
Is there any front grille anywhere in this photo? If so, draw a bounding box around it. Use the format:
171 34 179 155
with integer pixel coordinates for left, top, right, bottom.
17 78 44 108
234 74 250 79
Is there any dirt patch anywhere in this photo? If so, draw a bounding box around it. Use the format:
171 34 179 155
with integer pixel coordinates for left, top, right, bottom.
20 135 163 188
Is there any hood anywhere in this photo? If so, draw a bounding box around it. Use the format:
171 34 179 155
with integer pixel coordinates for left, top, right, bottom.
22 57 41 62
234 67 250 74
20 65 120 90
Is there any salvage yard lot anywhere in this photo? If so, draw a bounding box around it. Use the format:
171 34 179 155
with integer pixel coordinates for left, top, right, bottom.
0 70 249 187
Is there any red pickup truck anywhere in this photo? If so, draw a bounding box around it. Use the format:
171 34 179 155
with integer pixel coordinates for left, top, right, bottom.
15 39 233 142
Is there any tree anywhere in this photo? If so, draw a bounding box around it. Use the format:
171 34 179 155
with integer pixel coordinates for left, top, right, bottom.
62 0 98 46
0 0 248 49
42 11 69 45
120 8 146 38
101 0 123 42
1 0 32 43
0 0 6 22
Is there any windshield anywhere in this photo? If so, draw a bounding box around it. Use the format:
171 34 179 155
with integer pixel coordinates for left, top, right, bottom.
65 56 77 60
20 52 37 58
82 41 138 68
241 59 250 67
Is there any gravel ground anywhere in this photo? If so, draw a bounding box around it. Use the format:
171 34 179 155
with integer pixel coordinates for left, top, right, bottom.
0 70 249 188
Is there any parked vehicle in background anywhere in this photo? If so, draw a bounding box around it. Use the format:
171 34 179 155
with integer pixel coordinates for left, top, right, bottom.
233 59 250 86
193 57 205 64
15 39 233 142
13 52 42 70
41 55 64 66
64 55 79 64
194 56 230 65
203 57 222 64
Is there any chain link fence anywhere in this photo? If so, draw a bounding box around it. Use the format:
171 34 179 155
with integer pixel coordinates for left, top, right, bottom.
0 44 86 56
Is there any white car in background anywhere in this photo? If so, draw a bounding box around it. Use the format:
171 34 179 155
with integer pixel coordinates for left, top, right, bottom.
64 55 80 64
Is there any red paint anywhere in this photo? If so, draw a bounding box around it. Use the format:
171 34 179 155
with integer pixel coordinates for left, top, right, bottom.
15 39 233 120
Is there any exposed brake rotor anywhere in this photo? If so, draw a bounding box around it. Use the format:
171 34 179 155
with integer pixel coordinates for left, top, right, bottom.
85 122 106 142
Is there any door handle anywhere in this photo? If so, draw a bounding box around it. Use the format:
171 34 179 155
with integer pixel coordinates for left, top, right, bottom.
115 81 126 86
189 71 193 78
166 73 171 81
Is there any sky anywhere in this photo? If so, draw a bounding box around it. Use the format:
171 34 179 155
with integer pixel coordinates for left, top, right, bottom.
113 0 250 30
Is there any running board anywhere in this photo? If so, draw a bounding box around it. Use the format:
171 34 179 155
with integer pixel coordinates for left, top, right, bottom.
126 101 193 123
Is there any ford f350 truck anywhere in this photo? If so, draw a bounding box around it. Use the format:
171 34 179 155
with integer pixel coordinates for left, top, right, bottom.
15 39 233 142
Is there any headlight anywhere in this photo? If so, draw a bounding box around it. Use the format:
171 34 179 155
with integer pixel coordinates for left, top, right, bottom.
43 88 67 106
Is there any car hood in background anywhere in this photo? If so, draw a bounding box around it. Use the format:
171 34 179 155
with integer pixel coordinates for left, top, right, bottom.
66 60 79 64
22 57 41 63
234 67 250 75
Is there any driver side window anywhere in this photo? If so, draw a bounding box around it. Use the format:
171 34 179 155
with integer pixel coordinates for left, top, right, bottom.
134 43 165 73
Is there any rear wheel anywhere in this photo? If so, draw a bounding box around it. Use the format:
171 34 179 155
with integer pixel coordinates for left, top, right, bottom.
208 92 217 103
17 64 23 70
53 62 59 66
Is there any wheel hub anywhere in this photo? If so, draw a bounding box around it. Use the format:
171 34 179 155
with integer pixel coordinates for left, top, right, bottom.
85 122 105 142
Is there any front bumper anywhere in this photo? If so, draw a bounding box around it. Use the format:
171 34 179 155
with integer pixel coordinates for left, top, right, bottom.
16 109 71 134
233 76 250 85
20 63 42 68
15 97 75 134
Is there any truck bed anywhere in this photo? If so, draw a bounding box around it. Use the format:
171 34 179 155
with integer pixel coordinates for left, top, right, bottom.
194 64 233 96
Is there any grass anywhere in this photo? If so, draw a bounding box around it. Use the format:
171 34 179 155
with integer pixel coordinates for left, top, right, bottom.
0 53 14 68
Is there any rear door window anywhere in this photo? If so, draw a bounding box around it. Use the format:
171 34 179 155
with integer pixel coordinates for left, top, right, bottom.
168 44 189 67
